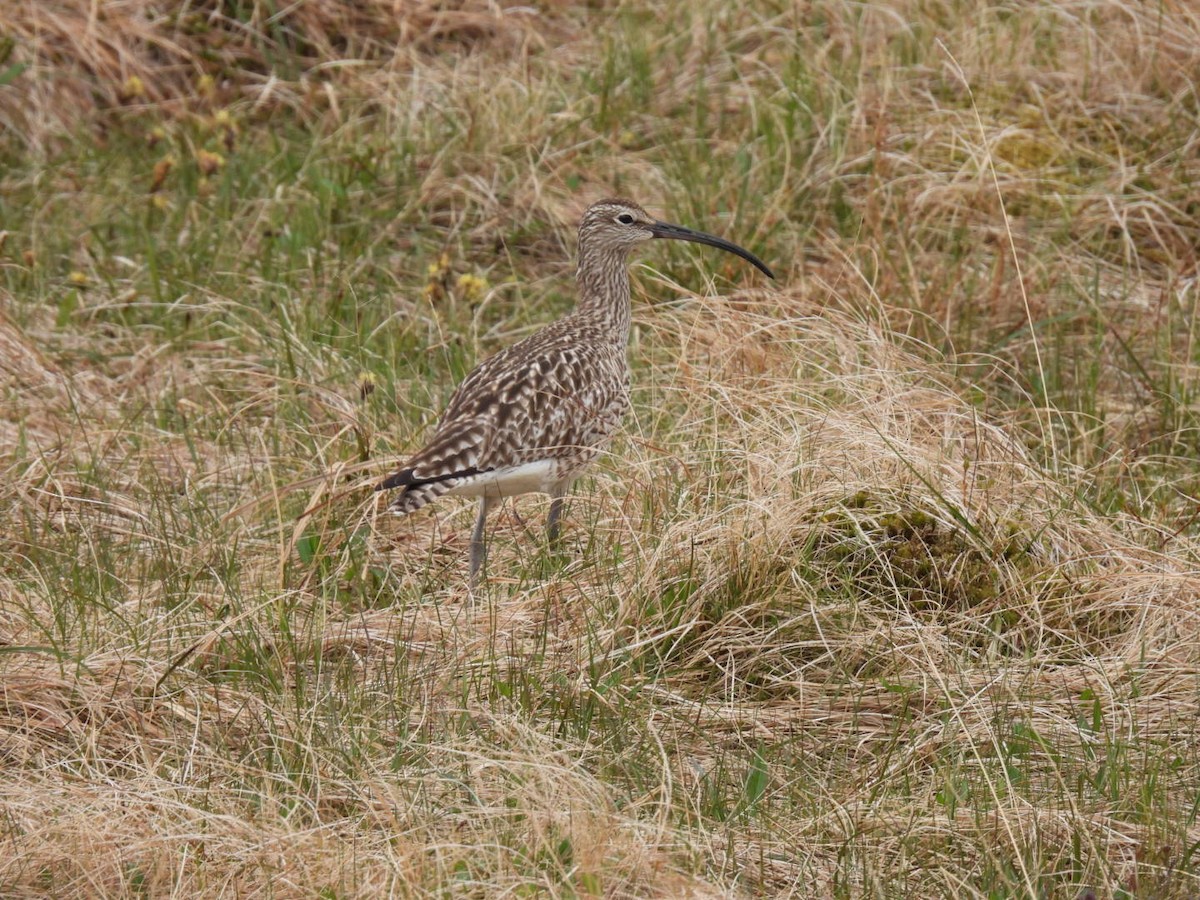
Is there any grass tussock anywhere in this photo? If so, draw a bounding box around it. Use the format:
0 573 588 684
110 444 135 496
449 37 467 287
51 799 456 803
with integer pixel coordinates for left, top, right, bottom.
0 0 570 143
3 0 1200 896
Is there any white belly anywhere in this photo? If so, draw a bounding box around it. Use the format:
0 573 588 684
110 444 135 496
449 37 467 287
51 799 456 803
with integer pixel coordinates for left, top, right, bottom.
443 460 560 499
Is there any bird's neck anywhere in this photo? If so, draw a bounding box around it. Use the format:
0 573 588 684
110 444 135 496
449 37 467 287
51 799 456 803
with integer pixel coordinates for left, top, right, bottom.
573 247 632 342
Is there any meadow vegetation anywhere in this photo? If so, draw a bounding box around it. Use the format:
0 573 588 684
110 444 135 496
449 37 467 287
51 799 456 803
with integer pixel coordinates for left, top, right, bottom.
1 0 1199 896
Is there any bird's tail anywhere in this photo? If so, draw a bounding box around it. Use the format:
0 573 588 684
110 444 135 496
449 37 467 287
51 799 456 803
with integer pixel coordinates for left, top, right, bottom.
376 466 482 516
385 479 454 516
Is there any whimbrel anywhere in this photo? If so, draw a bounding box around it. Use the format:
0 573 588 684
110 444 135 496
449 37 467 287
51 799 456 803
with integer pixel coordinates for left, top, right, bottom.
377 198 773 582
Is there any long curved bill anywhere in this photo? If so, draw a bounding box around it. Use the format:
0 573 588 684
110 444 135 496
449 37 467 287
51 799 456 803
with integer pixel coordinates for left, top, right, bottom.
650 221 775 279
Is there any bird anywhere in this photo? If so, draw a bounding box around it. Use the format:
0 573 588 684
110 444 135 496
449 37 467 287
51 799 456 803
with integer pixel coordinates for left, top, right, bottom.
377 198 774 583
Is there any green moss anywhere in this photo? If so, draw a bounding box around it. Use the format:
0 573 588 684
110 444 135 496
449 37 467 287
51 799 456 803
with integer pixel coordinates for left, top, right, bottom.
820 492 1037 614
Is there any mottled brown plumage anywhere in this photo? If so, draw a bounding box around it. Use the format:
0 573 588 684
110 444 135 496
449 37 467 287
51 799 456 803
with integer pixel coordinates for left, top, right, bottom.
378 198 773 581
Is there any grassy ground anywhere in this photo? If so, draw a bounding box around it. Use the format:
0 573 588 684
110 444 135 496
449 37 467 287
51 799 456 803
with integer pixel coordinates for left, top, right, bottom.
2 0 1200 896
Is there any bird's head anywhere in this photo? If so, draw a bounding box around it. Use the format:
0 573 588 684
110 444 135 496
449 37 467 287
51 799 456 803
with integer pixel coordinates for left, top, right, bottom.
578 199 658 252
578 198 774 278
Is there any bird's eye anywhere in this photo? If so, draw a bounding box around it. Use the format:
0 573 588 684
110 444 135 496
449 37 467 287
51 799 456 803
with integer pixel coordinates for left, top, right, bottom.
616 213 635 225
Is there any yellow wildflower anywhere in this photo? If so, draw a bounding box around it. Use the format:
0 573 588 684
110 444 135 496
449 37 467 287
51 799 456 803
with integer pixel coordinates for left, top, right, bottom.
455 273 488 303
426 252 451 279
121 75 146 100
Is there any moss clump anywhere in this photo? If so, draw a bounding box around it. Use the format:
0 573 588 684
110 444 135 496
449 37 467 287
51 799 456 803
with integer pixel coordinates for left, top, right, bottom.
819 493 1037 613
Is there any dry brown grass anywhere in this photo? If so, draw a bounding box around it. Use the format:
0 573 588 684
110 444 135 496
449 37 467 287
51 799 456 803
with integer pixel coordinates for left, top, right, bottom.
0 0 575 145
7 286 1200 894
3 0 1200 896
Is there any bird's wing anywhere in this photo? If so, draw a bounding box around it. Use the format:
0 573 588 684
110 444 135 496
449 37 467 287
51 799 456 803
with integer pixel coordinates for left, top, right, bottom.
378 331 625 494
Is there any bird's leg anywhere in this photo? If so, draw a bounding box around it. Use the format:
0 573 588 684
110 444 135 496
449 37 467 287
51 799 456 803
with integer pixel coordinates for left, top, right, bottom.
546 482 570 548
468 496 494 585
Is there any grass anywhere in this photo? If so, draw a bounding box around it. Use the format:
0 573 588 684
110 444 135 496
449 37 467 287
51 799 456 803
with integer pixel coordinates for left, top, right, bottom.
2 0 1200 896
